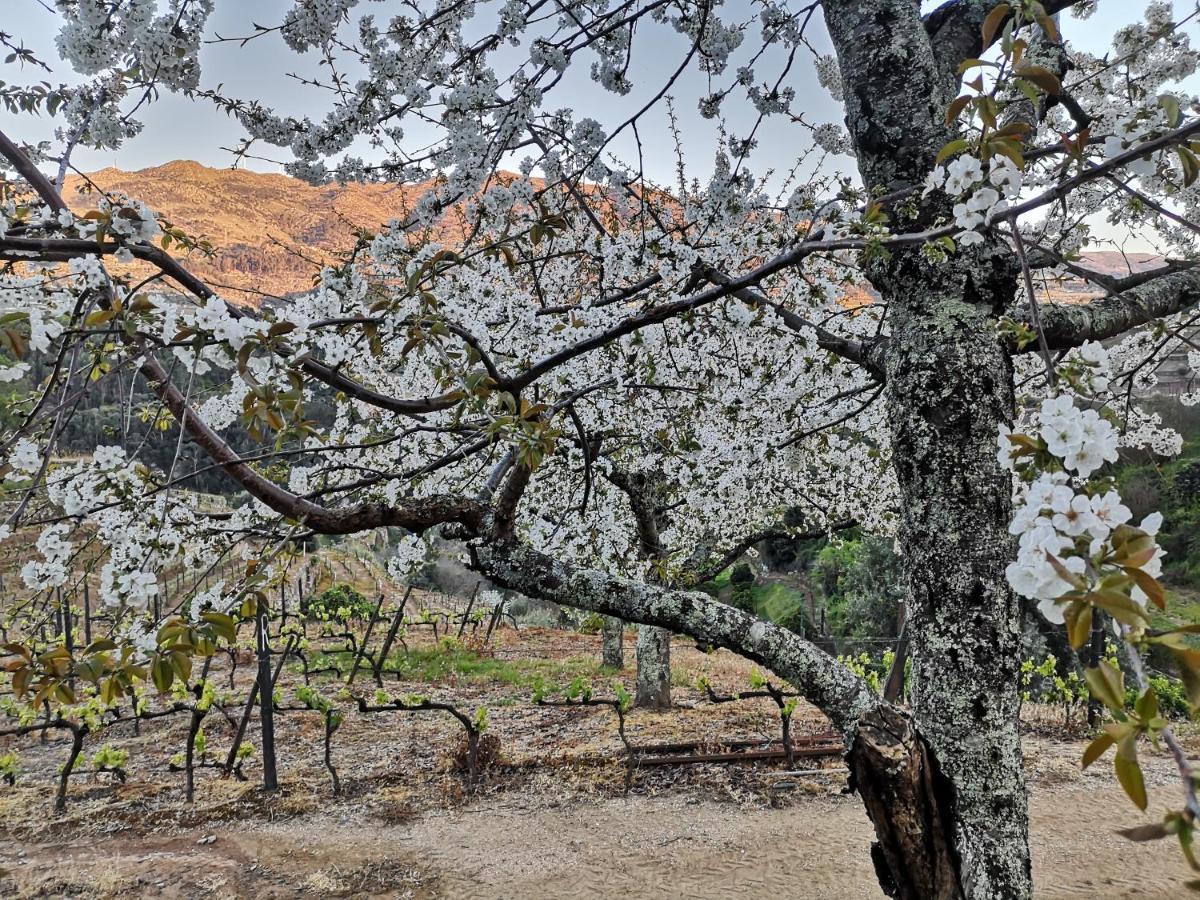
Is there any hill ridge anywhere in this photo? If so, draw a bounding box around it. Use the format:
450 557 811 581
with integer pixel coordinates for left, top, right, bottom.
64 160 1162 304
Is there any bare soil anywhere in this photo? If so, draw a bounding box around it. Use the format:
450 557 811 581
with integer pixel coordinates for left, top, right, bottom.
1 627 1196 898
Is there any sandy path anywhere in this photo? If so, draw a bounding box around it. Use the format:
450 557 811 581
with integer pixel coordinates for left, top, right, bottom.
399 784 1190 899
3 776 1191 898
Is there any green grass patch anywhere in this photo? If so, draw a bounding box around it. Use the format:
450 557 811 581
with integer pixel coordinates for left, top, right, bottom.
305 640 614 696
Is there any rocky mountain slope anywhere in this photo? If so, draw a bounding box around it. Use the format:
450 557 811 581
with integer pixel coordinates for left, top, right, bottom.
64 161 1164 305
64 160 432 300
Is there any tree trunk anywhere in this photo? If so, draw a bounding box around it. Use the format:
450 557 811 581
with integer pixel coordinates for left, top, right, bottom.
1086 612 1107 728
634 625 671 709
608 469 673 710
601 616 624 669
819 0 1034 892
879 249 1030 898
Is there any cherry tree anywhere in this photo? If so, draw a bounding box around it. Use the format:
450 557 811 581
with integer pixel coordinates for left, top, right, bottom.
3 2 1200 898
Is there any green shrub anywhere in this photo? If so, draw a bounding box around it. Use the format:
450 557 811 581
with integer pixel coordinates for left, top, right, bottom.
815 535 905 643
729 563 755 585
302 583 374 621
578 612 605 634
1126 674 1192 720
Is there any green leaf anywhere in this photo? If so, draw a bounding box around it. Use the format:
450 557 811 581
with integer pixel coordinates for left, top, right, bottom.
1014 64 1061 96
1134 687 1158 723
1035 12 1060 43
945 94 972 125
1114 754 1148 811
936 139 970 165
1176 146 1200 188
1064 600 1093 650
1125 567 1166 610
1159 94 1183 128
200 611 237 644
267 321 297 339
151 655 173 692
1081 732 1115 769
1089 589 1149 627
84 309 117 327
1084 660 1125 712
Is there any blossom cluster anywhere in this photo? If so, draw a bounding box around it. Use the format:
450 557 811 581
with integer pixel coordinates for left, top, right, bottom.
1000 395 1165 625
923 156 1022 245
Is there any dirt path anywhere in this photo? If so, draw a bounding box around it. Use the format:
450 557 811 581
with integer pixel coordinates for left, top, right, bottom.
398 783 1191 899
2 774 1192 898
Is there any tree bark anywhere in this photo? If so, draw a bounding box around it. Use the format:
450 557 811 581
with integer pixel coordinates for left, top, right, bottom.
601 616 624 669
634 625 670 709
822 1 1033 894
470 542 966 896
878 247 1030 898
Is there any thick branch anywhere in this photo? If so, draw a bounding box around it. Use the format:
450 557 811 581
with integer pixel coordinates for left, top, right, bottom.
1026 267 1200 350
925 0 1083 89
470 540 881 735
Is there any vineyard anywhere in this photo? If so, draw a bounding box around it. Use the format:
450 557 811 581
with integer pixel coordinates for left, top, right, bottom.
0 535 1194 897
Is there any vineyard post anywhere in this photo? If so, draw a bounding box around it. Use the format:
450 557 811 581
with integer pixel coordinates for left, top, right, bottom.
224 635 295 775
296 576 307 636
457 582 480 639
484 596 505 644
60 587 74 691
347 589 385 686
255 597 279 791
373 583 412 684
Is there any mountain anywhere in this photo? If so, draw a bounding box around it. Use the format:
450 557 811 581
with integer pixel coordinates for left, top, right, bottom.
64 160 435 301
1071 250 1165 276
64 161 1167 305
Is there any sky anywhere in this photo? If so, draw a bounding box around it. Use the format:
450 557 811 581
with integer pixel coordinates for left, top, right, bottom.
1 0 1195 204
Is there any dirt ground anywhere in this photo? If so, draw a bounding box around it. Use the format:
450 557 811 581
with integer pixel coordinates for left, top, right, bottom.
1 763 1193 899
1 627 1197 898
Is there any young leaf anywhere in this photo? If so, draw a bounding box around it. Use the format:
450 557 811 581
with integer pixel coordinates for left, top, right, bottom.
1064 600 1093 649
1081 732 1115 769
1014 64 1061 96
1114 754 1148 811
981 3 1011 48
936 139 970 165
1084 660 1125 712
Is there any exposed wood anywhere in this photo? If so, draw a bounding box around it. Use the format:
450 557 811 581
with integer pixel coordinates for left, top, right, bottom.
847 706 963 900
